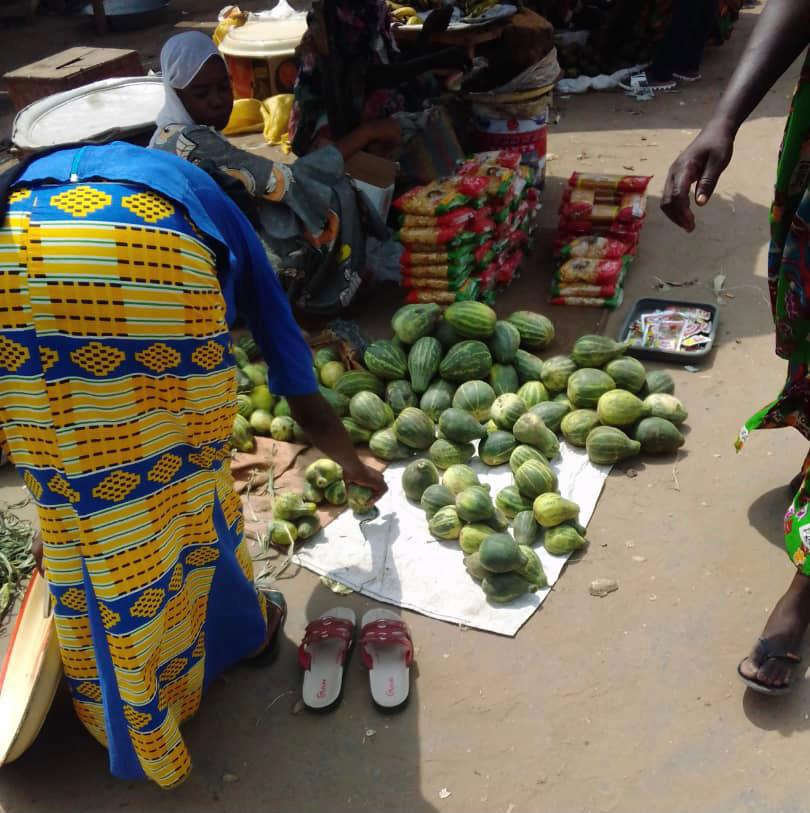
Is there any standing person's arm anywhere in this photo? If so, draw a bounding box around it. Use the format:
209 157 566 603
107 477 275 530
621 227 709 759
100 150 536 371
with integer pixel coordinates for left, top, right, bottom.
286 394 385 490
661 0 810 231
213 194 387 497
237 268 386 496
366 47 471 89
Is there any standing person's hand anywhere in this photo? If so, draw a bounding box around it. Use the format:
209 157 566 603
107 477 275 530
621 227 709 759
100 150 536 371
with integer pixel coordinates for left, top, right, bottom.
660 119 735 232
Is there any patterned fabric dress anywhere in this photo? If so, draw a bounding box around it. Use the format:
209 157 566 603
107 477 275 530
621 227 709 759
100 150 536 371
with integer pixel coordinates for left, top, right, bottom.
0 180 267 788
736 52 810 572
289 0 405 156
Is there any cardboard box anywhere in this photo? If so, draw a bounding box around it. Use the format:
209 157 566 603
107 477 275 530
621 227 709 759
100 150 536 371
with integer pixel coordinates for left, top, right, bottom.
4 47 144 111
346 151 397 221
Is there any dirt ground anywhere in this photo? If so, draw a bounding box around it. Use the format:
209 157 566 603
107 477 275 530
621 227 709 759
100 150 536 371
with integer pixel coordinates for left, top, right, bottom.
1 3 808 811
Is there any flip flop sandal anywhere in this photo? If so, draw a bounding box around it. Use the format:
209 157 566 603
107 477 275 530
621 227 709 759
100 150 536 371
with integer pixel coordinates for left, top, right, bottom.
298 608 356 711
359 609 413 711
245 590 287 667
672 72 702 83
736 637 802 696
619 73 676 92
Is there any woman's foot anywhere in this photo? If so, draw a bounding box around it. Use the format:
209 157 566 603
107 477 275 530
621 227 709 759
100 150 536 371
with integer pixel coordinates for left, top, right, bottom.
246 590 287 666
738 572 810 692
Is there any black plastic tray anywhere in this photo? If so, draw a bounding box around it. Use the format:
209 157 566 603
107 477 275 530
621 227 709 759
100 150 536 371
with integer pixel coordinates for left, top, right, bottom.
617 297 719 364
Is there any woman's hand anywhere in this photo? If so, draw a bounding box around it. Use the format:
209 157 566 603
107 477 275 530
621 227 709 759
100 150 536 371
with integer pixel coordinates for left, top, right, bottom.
364 118 402 148
342 460 387 498
288 392 387 501
660 120 735 232
431 47 472 73
335 119 401 161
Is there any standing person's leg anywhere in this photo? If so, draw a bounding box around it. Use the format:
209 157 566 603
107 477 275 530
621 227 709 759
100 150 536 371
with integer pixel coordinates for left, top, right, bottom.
672 0 716 80
647 0 706 85
738 571 810 692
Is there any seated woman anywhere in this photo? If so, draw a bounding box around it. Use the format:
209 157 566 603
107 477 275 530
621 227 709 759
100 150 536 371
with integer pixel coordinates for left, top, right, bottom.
290 0 469 156
150 31 398 313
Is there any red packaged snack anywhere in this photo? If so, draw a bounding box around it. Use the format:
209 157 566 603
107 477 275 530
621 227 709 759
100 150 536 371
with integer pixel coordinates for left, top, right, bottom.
399 207 476 230
550 293 624 308
401 272 471 291
557 216 645 235
404 278 480 304
455 175 491 200
557 257 626 284
552 281 620 298
475 239 496 266
402 265 472 288
398 225 478 247
557 235 635 260
477 262 499 290
458 166 515 199
496 252 523 285
560 188 647 222
401 246 474 267
568 172 652 194
394 179 473 216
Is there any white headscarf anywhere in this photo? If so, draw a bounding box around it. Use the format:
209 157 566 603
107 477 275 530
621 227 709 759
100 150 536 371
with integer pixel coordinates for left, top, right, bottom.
150 31 225 146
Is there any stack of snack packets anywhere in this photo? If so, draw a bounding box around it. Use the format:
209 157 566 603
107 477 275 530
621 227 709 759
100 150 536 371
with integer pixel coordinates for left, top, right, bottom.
552 172 651 307
394 150 543 305
394 176 490 305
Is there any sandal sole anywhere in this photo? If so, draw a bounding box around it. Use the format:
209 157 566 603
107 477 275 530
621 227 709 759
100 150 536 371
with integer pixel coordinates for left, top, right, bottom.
736 660 794 696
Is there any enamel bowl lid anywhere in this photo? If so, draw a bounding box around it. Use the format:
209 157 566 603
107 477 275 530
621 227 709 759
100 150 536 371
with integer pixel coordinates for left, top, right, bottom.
218 18 306 59
12 76 164 150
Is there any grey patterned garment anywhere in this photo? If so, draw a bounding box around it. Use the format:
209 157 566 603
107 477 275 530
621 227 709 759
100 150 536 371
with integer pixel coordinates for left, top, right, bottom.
151 124 345 255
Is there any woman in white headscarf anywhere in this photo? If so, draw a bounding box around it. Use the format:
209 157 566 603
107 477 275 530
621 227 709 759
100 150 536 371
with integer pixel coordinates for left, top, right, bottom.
151 31 399 312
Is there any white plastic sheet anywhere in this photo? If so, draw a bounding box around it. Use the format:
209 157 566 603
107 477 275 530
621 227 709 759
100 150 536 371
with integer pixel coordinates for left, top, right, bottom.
294 443 611 636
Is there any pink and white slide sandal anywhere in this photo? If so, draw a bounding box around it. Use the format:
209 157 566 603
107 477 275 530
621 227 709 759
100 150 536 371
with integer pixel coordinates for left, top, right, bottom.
298 608 356 711
359 609 413 710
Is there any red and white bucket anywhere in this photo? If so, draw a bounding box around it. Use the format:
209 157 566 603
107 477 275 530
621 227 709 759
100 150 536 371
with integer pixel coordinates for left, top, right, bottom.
472 109 548 157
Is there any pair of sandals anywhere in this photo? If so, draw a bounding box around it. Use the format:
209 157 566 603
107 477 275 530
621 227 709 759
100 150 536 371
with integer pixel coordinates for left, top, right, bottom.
298 608 413 712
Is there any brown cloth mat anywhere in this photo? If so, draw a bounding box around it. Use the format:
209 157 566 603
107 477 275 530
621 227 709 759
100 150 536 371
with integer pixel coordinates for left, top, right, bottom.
231 437 386 548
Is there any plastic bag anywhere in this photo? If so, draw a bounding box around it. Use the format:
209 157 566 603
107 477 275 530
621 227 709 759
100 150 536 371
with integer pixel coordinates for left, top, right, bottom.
251 0 306 21
222 98 265 136
366 237 404 284
261 94 294 150
213 5 247 44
